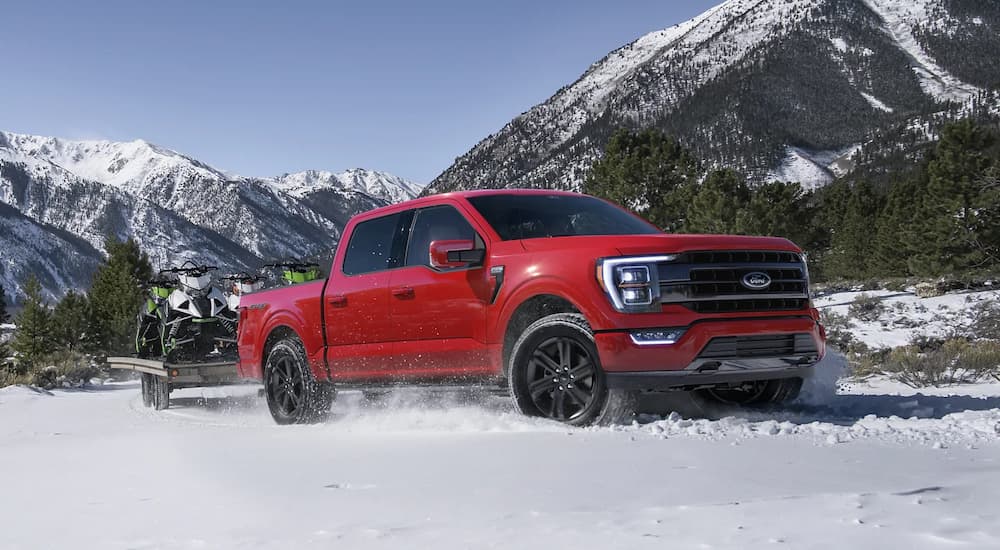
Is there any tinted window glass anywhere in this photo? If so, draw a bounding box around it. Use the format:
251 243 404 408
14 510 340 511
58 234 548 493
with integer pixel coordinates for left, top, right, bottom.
343 213 403 275
467 194 661 241
405 206 477 267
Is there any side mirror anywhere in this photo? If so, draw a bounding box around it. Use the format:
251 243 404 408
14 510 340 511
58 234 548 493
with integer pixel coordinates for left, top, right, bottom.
429 240 484 269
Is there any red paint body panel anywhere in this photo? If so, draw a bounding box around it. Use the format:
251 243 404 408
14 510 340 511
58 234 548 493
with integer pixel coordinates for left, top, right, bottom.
595 317 824 373
235 190 826 386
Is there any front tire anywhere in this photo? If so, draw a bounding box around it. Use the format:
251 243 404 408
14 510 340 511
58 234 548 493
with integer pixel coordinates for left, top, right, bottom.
508 313 634 426
264 337 335 425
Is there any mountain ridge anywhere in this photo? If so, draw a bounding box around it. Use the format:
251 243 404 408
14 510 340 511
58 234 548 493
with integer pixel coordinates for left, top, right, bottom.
0 130 423 303
427 0 999 194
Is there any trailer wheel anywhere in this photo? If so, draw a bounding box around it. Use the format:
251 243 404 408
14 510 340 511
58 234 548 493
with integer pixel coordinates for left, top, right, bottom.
152 376 170 410
264 336 335 425
140 373 154 408
508 313 635 426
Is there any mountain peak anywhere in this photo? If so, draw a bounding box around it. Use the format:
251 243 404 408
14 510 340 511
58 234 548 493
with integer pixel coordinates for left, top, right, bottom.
428 0 995 194
270 167 423 204
0 129 421 302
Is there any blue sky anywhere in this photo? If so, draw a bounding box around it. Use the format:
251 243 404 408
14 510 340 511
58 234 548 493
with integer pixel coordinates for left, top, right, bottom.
2 0 718 183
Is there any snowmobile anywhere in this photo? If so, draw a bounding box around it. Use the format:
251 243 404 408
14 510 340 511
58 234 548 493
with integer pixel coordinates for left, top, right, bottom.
156 262 234 362
263 260 322 285
219 272 265 313
135 275 176 359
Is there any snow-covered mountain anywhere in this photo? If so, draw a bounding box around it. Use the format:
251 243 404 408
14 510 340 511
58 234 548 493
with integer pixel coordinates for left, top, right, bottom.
428 0 1000 193
0 131 422 302
271 169 424 205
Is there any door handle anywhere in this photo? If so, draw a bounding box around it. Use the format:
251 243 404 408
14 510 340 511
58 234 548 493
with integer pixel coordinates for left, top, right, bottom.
328 294 347 307
391 286 415 299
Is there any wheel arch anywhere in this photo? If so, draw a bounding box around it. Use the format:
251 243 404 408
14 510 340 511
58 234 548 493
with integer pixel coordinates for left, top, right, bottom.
500 293 582 377
261 324 301 371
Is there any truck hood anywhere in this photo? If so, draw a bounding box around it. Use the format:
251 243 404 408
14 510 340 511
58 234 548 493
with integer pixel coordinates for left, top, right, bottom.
518 234 800 256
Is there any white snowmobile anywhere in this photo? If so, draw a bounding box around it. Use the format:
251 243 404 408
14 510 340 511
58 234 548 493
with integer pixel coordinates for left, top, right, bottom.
157 262 233 362
220 272 265 313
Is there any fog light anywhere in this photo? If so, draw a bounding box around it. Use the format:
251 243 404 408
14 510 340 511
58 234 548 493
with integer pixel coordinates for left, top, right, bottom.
630 328 686 346
622 287 652 306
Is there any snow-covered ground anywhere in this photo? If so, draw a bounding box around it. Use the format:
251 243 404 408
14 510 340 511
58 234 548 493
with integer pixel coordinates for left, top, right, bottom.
814 288 1000 349
2 356 998 550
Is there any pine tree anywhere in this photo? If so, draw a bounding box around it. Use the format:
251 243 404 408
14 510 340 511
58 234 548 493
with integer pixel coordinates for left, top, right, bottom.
685 169 751 234
827 180 882 279
0 283 10 325
737 181 819 248
873 176 923 277
584 128 702 232
52 290 90 352
977 165 1000 265
0 283 9 365
10 276 52 368
911 119 998 274
86 236 152 354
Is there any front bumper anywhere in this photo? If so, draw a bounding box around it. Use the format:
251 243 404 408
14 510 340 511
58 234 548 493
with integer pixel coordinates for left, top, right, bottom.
605 360 813 390
594 315 824 391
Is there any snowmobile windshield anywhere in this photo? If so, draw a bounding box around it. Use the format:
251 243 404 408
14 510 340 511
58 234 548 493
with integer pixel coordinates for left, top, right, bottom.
179 273 213 294
235 281 263 295
467 194 662 241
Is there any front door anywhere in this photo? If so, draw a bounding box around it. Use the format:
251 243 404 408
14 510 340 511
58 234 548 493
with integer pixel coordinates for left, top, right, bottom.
387 204 493 378
324 211 408 380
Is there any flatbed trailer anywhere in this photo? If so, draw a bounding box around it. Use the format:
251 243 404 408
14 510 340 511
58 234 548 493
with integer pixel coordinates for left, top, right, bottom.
107 356 242 410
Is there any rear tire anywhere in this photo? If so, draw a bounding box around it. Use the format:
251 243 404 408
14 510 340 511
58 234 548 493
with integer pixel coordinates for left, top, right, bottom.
508 313 635 426
264 337 335 425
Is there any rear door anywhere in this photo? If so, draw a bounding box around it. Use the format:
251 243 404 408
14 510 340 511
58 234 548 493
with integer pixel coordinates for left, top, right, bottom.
387 204 494 378
324 211 409 380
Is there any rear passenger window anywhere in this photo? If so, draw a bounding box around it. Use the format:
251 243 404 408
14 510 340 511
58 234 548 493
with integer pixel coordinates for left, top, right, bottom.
405 206 477 268
342 213 403 275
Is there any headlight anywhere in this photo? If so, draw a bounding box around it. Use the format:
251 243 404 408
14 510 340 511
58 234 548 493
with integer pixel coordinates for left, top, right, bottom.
801 252 812 301
596 255 676 313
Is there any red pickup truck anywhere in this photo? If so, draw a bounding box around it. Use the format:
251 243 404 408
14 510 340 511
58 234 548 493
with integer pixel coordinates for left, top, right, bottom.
237 190 825 425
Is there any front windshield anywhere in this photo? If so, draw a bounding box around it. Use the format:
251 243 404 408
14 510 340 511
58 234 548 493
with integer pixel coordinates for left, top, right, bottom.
467 194 662 240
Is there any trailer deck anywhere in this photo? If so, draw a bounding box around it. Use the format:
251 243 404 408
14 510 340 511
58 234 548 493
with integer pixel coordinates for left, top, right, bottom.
107 356 242 410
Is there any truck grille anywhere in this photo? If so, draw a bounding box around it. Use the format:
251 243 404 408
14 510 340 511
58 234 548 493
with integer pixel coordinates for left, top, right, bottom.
698 334 818 359
657 250 809 313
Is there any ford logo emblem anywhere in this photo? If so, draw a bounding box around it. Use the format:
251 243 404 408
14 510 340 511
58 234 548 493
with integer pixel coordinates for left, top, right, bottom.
741 272 772 290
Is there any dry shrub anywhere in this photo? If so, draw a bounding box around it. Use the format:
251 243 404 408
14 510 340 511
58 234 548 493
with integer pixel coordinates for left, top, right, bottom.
848 293 886 322
884 339 1000 387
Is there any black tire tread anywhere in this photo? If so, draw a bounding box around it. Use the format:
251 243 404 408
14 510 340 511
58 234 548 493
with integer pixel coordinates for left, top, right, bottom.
508 313 635 426
264 336 335 425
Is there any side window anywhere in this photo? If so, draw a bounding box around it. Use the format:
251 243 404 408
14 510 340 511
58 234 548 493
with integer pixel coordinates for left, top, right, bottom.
405 205 477 268
342 213 403 275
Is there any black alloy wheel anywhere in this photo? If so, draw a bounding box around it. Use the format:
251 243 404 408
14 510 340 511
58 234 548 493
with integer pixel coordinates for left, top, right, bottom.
525 336 599 422
508 313 634 426
264 337 335 425
267 354 305 419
